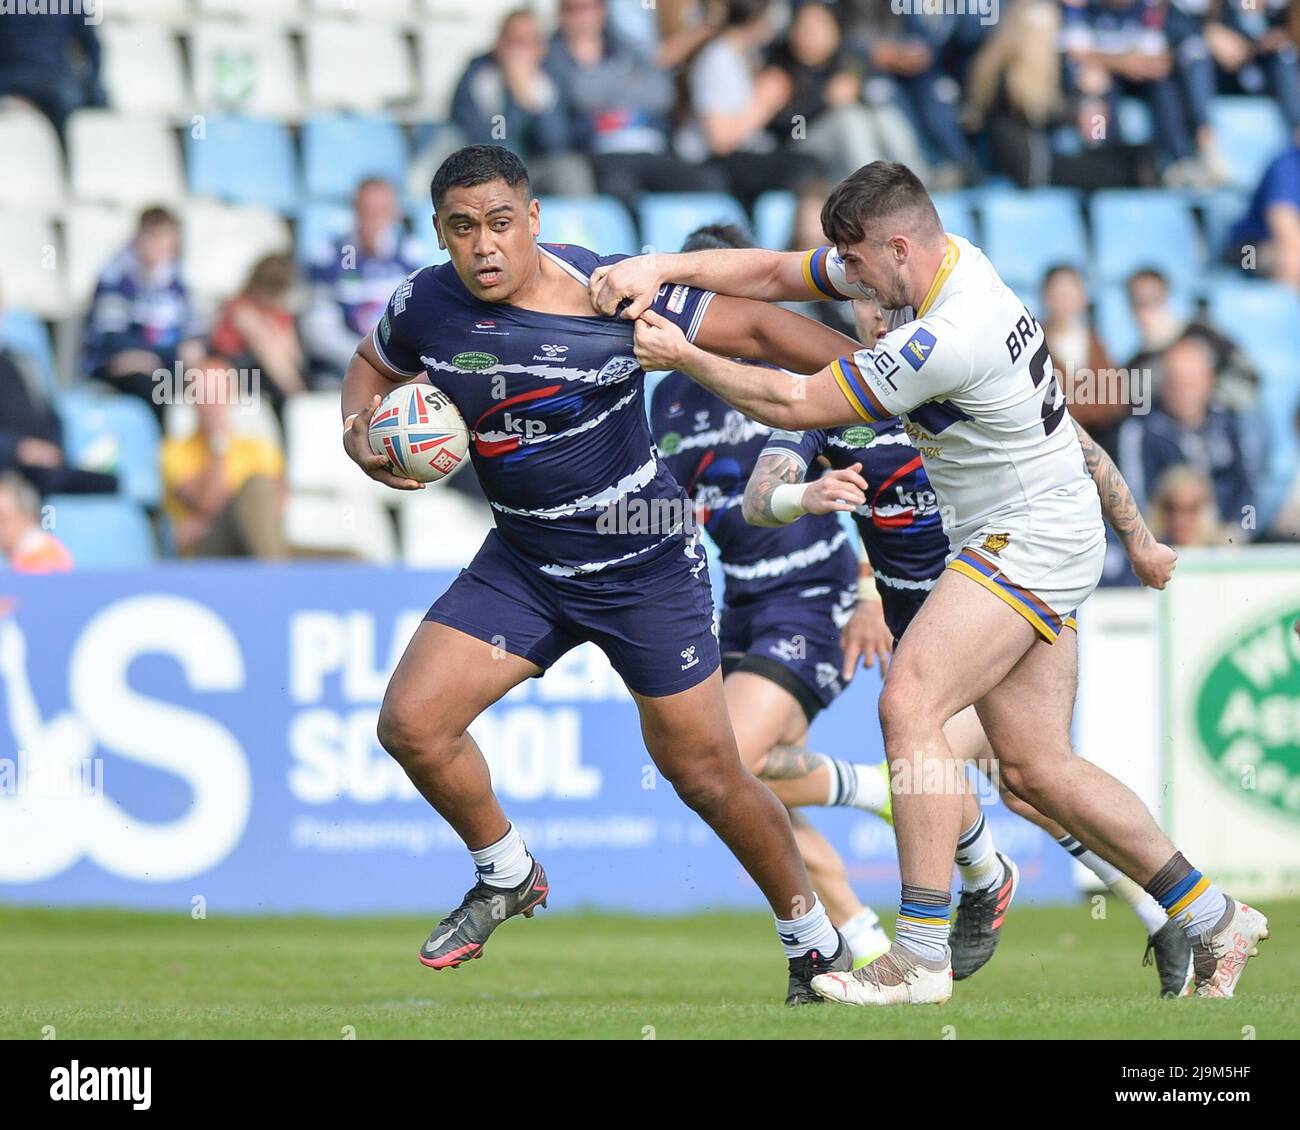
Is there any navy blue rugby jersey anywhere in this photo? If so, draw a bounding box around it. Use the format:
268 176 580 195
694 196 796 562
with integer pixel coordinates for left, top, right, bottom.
372 244 715 577
649 370 857 607
762 417 950 599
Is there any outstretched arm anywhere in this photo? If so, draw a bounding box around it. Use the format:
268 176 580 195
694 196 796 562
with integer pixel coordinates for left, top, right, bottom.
692 294 861 378
1074 419 1177 588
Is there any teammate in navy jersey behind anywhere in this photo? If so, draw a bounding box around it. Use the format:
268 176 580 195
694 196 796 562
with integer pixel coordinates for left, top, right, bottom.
650 224 896 968
340 146 871 1003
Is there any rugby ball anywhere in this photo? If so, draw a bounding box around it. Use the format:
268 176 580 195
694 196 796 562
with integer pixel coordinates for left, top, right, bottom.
368 383 469 484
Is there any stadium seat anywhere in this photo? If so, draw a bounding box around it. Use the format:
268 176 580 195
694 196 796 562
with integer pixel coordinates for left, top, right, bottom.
1199 188 1251 259
398 487 494 569
187 117 300 215
197 0 304 18
1089 190 1203 289
753 191 796 250
0 212 66 318
301 115 408 202
67 110 186 207
1093 284 1194 365
100 24 188 115
303 22 417 113
64 203 139 307
1116 97 1154 146
56 391 164 508
285 493 399 562
1209 282 1300 377
980 188 1087 291
284 390 399 507
1208 97 1290 192
189 25 305 121
0 309 57 395
180 199 293 307
43 495 156 568
296 200 355 264
536 196 637 255
930 191 979 243
0 109 64 211
108 0 191 16
414 20 499 119
637 193 748 254
311 0 416 17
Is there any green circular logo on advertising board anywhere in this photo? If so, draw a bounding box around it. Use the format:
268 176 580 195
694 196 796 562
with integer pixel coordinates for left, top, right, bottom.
1193 606 1300 822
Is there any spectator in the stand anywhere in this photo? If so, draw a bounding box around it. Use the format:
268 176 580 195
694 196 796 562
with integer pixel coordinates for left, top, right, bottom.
450 8 594 196
1148 463 1231 547
0 12 104 142
1040 265 1127 450
544 0 726 208
1124 267 1259 412
0 472 72 574
838 0 976 188
304 179 422 383
1225 142 1300 291
210 253 305 424
965 0 1158 187
162 364 289 559
677 0 824 209
1060 0 1216 187
1205 0 1300 129
83 207 204 423
1117 335 1259 535
763 2 923 181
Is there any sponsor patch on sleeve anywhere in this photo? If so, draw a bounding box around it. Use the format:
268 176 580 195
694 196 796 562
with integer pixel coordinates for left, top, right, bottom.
901 327 937 370
667 284 689 314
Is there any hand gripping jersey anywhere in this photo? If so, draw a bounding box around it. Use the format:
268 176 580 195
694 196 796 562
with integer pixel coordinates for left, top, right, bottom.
373 244 716 578
800 236 1104 640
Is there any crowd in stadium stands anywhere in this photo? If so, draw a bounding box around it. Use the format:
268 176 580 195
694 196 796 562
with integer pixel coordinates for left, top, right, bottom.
0 0 1298 577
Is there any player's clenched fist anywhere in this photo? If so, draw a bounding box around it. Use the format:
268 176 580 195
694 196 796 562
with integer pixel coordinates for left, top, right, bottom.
590 255 663 319
342 394 425 491
1130 540 1178 589
633 309 693 372
801 463 868 514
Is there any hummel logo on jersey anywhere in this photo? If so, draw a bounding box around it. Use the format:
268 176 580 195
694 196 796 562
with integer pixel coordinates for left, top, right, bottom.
680 645 699 671
540 344 567 357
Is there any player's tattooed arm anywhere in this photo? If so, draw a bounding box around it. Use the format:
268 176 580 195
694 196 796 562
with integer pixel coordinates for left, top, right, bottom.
742 451 805 527
760 745 828 781
1073 419 1177 589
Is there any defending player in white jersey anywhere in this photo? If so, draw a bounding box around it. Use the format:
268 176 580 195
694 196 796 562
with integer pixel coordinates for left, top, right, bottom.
591 161 1269 1005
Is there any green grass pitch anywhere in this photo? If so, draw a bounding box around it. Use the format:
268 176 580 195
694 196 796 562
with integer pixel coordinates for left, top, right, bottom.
1 900 1295 1040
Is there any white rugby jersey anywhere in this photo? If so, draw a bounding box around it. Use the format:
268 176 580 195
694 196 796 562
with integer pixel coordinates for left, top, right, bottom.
800 236 1103 547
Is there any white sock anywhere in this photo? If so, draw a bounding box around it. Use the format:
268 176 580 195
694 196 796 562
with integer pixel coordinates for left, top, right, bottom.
470 823 533 889
839 907 889 962
775 896 841 960
825 758 890 813
1056 834 1168 935
955 812 1001 891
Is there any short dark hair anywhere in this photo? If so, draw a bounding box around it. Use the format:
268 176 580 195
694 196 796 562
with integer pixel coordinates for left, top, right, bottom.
681 223 754 252
820 162 940 248
1127 267 1168 292
1042 262 1082 287
723 0 768 28
430 145 531 211
138 206 179 232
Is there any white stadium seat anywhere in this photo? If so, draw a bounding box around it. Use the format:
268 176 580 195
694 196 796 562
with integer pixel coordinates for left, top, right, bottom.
195 0 303 19
286 493 399 562
310 0 417 19
189 25 304 120
64 203 140 307
67 110 186 207
180 198 292 307
0 212 67 318
98 0 192 19
101 25 188 115
283 391 401 507
0 109 65 211
398 488 493 569
304 22 416 112
414 20 496 119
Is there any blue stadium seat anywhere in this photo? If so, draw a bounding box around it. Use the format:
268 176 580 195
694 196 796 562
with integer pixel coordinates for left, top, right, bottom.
187 117 299 215
296 200 354 264
1198 188 1250 259
1117 97 1154 146
930 191 979 243
536 195 637 255
1093 284 1194 364
1 308 56 393
637 193 747 253
1208 281 1300 375
43 495 156 567
1089 190 1203 289
1208 97 1290 192
753 191 796 250
980 188 1087 291
301 115 408 202
55 390 163 508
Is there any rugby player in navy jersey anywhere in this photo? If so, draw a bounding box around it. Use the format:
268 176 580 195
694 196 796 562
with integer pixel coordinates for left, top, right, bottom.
339 146 872 1003
650 224 895 968
744 296 1196 995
